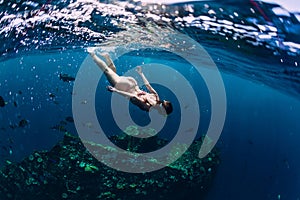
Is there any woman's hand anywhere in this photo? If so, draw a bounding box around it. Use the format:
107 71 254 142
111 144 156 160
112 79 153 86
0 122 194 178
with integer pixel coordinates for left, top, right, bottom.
136 66 142 74
107 85 116 92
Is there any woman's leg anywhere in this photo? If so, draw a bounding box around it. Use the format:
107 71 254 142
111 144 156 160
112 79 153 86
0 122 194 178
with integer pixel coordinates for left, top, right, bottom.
100 53 117 73
89 51 120 86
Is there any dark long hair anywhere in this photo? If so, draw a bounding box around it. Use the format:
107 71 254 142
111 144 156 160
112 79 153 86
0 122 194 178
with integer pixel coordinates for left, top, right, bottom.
160 100 173 115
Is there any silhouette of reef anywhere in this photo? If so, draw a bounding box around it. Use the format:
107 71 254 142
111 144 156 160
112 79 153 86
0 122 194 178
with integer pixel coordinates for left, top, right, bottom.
0 133 220 200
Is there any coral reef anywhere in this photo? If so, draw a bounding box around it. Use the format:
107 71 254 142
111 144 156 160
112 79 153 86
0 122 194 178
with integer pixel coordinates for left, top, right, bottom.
0 132 220 200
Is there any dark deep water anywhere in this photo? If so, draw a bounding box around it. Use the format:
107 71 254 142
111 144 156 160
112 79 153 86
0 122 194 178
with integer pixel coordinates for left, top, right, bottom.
1 0 300 199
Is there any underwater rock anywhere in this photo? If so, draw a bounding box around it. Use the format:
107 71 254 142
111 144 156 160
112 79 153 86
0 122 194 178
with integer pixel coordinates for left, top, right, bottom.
0 133 220 200
124 125 157 138
117 126 164 152
124 125 139 136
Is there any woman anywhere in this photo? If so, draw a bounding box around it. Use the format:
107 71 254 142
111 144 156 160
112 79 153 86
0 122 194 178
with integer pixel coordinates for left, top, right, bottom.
88 49 173 115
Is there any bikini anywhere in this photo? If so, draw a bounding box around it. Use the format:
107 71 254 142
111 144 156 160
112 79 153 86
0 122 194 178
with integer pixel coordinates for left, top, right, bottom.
130 91 159 111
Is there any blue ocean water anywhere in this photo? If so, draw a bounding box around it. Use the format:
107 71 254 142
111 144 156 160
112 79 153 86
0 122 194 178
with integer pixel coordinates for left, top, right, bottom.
0 0 300 199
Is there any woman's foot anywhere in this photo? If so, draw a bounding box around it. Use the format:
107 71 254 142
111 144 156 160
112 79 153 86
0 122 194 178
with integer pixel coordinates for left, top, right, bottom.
87 47 96 56
100 52 110 59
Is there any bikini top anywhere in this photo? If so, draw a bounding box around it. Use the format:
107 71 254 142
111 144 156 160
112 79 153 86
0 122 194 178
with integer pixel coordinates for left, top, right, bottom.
130 92 159 111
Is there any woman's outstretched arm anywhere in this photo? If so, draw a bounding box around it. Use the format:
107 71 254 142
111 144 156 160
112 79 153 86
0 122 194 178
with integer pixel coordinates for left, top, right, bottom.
107 86 135 99
136 66 158 95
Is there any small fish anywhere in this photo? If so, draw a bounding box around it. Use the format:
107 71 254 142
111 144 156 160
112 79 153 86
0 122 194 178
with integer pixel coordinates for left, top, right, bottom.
185 128 194 133
83 122 93 129
18 119 29 128
81 100 88 104
59 73 75 82
50 125 67 132
65 116 74 123
284 159 290 169
8 138 13 144
53 100 60 105
13 101 18 107
9 124 18 130
0 96 6 107
1 145 12 154
49 93 56 98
